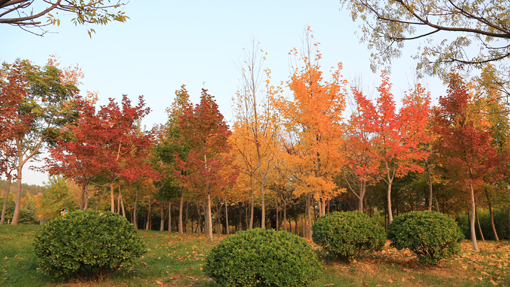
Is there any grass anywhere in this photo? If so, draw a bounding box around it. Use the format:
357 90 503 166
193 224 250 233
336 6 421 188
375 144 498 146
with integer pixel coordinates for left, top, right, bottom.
1 224 509 286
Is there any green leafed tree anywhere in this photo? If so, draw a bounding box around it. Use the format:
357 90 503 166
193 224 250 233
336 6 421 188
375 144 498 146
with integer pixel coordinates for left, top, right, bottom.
1 58 81 225
0 0 129 36
339 0 510 93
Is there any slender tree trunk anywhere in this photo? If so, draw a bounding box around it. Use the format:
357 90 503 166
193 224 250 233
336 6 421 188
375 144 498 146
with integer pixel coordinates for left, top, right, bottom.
110 180 115 213
302 214 306 238
249 176 254 229
468 168 479 251
146 195 151 230
1 175 12 225
425 159 434 211
387 179 394 223
260 181 266 229
485 188 499 241
206 188 213 242
433 190 440 212
84 186 89 210
224 197 229 235
283 199 287 231
196 203 202 233
294 216 298 235
168 201 172 232
307 193 312 239
276 196 279 230
179 189 184 234
120 192 126 217
476 206 485 241
117 191 121 214
359 181 366 213
185 201 189 233
134 188 138 229
11 161 23 225
160 201 165 231
80 184 86 210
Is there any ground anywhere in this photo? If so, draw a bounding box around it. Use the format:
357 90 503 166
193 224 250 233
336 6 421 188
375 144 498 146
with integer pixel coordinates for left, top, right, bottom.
1 225 509 286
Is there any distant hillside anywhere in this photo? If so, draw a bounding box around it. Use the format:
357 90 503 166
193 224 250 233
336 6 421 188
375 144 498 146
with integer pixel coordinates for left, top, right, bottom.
0 180 44 197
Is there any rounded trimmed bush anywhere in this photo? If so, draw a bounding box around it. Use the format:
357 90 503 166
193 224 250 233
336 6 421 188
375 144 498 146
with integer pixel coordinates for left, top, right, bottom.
34 209 145 281
204 228 321 287
388 211 464 264
312 211 386 261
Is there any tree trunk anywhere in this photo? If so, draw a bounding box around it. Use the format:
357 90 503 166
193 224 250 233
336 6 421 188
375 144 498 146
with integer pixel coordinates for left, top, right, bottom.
260 180 266 229
468 169 479 251
84 186 89 210
307 193 312 239
433 190 440 212
120 192 126 217
185 201 189 233
160 201 165 231
178 189 184 234
387 179 394 223
1 175 12 225
206 188 213 242
485 188 499 241
359 181 366 213
249 176 254 229
168 201 172 232
425 159 434 211
11 162 23 225
146 195 151 230
476 206 485 241
276 196 279 230
133 188 138 229
80 184 86 210
196 203 202 233
224 197 229 235
283 199 287 231
110 180 115 212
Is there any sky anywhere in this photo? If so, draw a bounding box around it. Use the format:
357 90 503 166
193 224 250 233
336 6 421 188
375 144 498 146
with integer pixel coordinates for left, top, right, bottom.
1 0 445 186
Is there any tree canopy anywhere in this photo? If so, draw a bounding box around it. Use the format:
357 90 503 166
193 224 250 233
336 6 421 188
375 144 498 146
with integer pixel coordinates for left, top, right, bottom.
339 0 510 87
0 0 129 36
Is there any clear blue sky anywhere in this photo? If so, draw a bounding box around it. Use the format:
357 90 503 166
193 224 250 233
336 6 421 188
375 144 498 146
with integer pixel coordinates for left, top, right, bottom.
1 0 444 186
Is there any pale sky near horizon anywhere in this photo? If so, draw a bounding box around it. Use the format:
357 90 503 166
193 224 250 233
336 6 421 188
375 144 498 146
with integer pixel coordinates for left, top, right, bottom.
1 0 445 187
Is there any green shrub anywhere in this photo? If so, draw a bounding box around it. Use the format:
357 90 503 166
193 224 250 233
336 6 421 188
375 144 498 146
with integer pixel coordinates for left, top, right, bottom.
33 209 145 281
204 228 321 287
312 211 385 261
388 211 464 264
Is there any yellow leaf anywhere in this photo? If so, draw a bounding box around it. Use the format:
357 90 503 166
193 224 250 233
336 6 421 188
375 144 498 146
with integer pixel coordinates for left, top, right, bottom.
156 280 163 284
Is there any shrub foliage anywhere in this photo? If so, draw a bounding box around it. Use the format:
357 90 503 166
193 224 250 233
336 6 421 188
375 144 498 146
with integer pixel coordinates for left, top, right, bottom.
204 228 321 287
312 211 385 261
33 209 145 281
388 211 464 264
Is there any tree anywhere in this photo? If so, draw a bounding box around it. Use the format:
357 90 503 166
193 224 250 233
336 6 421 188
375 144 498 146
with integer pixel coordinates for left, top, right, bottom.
0 61 23 224
340 0 510 102
352 72 431 222
0 0 129 36
175 89 232 242
231 40 280 229
340 1 510 94
154 85 191 234
1 58 81 225
432 73 503 251
275 28 347 238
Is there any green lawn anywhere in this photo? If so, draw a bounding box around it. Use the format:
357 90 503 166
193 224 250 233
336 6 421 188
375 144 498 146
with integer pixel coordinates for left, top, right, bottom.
1 224 509 286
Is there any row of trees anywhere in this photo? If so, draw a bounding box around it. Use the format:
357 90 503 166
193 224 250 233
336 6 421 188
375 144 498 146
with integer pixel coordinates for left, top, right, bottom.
1 30 509 251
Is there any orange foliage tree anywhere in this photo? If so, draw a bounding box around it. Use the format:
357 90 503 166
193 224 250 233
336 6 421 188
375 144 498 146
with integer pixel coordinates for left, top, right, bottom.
231 40 280 229
274 28 347 238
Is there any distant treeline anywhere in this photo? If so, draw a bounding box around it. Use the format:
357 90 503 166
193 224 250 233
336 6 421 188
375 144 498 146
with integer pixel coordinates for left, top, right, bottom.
0 180 44 197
